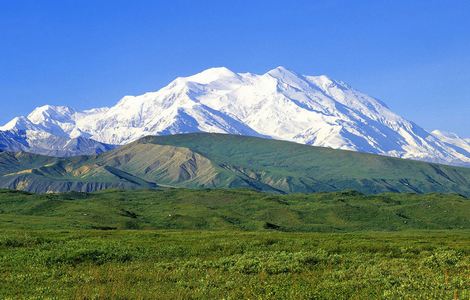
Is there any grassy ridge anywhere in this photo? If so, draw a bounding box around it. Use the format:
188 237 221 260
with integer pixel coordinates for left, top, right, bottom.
143 133 470 194
0 188 469 231
1 133 470 194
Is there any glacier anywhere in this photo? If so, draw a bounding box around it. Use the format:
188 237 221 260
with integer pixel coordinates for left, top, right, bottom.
0 66 469 166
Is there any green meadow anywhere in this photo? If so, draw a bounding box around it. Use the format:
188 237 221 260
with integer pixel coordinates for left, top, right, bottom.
1 230 469 299
0 189 469 299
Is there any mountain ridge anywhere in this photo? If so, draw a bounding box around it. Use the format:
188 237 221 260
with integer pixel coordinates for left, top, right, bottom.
0 66 468 166
1 133 469 195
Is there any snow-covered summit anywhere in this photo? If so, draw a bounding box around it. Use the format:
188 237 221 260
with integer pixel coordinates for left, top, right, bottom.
1 66 468 166
27 105 75 123
185 67 239 84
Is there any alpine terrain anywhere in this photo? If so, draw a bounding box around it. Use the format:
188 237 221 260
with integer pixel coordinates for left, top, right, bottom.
0 67 469 166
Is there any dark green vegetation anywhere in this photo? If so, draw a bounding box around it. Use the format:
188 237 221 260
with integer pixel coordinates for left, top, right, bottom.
1 133 470 194
1 230 469 299
0 189 469 231
1 189 469 298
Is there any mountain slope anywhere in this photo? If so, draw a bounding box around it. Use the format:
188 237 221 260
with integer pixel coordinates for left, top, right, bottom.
1 67 468 166
432 130 470 161
1 133 469 195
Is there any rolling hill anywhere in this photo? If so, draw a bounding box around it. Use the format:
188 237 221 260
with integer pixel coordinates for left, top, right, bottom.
0 133 469 195
0 188 469 231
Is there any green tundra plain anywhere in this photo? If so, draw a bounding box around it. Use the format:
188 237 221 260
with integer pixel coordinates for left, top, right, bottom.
1 188 469 299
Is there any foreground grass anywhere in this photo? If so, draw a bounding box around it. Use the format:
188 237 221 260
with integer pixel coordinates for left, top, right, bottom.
1 189 469 298
1 230 469 299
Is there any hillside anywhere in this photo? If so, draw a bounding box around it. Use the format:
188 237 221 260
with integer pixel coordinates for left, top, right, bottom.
0 133 470 194
0 189 469 231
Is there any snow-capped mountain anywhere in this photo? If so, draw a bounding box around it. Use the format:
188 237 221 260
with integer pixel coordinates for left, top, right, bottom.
1 66 469 166
0 107 114 156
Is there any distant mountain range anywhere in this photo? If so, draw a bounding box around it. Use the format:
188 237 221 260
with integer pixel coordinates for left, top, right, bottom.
0 67 469 166
1 133 469 195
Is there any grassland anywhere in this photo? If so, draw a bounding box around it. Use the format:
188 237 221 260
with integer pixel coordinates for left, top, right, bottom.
1 188 469 231
1 188 469 299
1 230 469 299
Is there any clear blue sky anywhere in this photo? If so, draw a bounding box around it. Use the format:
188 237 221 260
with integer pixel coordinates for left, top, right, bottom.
1 0 469 136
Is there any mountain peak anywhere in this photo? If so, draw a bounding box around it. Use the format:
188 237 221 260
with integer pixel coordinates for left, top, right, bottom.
29 104 74 114
27 105 76 124
185 67 237 84
265 66 309 89
0 67 468 166
266 66 297 76
0 116 33 131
